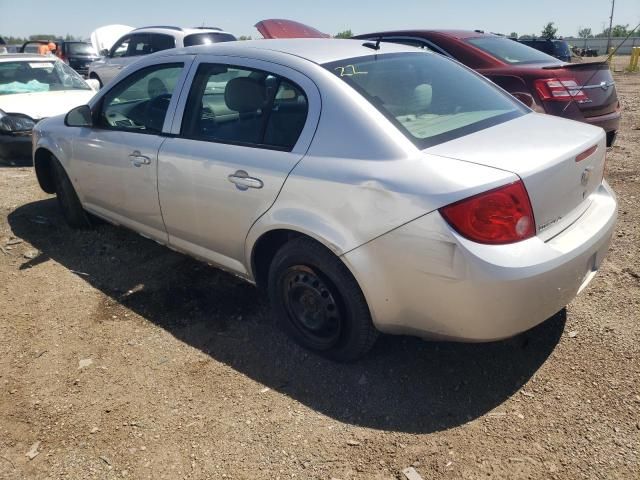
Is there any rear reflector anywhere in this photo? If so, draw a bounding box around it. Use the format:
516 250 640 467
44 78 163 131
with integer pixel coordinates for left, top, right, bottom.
575 144 597 162
439 180 536 245
534 78 587 102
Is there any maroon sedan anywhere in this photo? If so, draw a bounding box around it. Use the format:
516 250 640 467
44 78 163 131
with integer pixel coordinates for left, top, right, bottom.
352 30 620 146
256 21 620 146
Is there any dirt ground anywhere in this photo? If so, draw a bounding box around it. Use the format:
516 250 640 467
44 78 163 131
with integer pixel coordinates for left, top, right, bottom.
1 59 638 480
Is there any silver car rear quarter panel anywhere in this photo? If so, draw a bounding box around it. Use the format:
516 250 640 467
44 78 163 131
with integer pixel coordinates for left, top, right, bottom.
342 181 617 341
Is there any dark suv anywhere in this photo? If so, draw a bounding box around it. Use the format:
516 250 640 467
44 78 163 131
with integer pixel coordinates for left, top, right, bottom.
56 41 100 77
517 38 572 63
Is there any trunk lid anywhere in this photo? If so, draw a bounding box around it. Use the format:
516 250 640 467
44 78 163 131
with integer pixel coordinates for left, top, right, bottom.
426 113 607 240
539 61 618 117
255 19 329 39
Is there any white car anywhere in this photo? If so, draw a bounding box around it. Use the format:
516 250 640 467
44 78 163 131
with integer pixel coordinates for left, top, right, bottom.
0 54 99 164
33 39 616 360
88 26 236 87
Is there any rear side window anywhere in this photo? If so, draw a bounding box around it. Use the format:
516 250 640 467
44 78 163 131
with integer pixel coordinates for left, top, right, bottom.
149 34 176 52
183 33 237 47
467 37 558 64
181 63 308 151
324 52 526 149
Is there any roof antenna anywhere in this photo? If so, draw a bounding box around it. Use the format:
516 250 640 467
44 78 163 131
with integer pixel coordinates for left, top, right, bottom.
363 36 382 51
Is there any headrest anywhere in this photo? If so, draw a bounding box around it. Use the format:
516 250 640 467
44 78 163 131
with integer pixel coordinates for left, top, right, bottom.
225 77 265 113
148 77 168 98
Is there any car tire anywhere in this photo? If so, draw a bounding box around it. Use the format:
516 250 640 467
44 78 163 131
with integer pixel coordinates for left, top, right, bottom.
52 160 91 229
89 73 102 88
268 237 378 362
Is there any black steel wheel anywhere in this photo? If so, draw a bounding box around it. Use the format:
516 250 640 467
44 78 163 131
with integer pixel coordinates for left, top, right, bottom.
268 237 378 361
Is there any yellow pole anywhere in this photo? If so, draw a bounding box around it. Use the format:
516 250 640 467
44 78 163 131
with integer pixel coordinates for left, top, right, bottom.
608 47 615 68
633 47 640 72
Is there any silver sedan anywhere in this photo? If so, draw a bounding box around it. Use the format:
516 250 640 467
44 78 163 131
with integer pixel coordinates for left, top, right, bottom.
32 39 617 361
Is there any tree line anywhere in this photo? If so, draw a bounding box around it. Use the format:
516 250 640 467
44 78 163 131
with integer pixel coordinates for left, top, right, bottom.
0 33 83 44
512 22 635 40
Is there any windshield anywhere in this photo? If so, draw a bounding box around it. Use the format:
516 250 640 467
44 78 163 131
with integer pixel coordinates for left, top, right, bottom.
183 32 236 47
0 60 90 95
67 42 97 56
324 52 527 149
468 37 560 64
552 41 571 57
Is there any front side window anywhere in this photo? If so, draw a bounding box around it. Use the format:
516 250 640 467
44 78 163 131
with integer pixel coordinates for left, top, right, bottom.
128 34 152 57
181 63 308 151
98 63 183 132
110 37 130 58
0 60 90 95
324 52 527 149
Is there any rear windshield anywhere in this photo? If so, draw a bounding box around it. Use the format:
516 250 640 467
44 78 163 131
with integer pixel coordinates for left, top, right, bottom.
0 60 90 95
67 42 97 55
467 37 559 64
552 41 571 57
183 32 236 47
324 52 526 149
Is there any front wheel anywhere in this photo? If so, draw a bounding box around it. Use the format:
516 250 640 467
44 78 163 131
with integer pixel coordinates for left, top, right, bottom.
52 160 91 229
268 238 378 362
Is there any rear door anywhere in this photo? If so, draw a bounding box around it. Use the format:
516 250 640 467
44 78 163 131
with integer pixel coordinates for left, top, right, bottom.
157 56 320 274
71 57 193 242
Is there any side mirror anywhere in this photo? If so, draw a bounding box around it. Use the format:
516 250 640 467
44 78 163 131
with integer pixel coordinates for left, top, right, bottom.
85 78 100 91
99 49 109 57
65 105 93 127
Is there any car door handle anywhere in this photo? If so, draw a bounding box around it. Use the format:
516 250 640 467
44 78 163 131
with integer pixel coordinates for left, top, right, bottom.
228 170 264 190
128 151 151 167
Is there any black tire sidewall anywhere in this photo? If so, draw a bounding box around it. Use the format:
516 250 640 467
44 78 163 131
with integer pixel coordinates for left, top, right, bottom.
53 160 90 228
268 238 376 361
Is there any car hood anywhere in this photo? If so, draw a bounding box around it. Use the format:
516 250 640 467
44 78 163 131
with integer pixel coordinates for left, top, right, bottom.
255 19 329 39
90 24 134 53
0 90 95 120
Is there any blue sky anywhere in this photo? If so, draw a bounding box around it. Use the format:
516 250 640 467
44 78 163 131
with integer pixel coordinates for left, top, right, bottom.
1 0 638 39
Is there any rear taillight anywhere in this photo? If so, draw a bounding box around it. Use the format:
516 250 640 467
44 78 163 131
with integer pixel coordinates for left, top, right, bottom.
439 180 536 245
534 78 587 102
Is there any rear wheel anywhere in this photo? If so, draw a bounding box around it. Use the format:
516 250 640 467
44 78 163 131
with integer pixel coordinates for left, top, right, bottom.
52 160 91 229
268 238 378 362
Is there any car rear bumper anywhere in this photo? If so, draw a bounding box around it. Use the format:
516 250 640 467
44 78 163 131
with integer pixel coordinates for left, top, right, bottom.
343 181 617 341
0 132 32 164
583 109 621 146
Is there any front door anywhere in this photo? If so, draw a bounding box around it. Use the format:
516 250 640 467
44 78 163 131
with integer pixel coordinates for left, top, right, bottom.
71 58 193 242
157 57 320 274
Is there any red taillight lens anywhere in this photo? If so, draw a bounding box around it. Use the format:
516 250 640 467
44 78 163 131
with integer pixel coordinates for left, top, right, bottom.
534 77 587 102
439 180 536 245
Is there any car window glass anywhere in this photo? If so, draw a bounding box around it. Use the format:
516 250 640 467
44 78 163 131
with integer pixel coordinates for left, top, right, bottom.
182 63 308 151
468 37 558 64
98 63 183 133
111 37 130 58
325 52 526 149
128 34 151 57
149 34 175 52
0 60 90 95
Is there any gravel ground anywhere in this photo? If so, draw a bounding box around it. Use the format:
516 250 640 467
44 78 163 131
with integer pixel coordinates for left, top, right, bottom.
0 60 638 480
